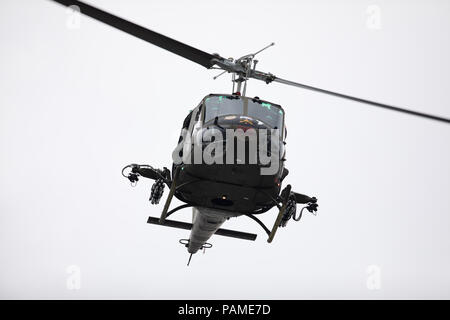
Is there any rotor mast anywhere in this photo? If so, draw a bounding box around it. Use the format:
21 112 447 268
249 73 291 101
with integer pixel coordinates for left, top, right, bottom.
212 43 275 96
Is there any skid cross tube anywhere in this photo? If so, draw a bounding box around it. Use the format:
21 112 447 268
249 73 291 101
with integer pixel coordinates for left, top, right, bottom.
244 213 271 237
165 204 192 219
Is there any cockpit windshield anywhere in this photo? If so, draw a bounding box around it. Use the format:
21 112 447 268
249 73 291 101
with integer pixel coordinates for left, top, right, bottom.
247 100 283 129
204 96 243 121
204 95 284 129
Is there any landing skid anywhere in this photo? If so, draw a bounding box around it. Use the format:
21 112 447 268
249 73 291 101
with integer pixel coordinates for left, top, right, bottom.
147 217 257 241
123 164 318 244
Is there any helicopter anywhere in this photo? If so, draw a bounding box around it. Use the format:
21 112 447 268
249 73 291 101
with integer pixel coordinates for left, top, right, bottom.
50 0 450 265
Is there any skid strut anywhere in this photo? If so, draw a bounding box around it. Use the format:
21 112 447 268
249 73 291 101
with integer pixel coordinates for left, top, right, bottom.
159 166 180 223
267 184 291 243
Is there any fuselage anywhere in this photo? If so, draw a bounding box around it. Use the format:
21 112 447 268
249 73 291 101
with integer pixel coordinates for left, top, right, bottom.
172 94 288 253
188 207 240 253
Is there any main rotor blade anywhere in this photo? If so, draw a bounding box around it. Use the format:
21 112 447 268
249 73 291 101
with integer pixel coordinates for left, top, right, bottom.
50 0 218 68
273 77 450 124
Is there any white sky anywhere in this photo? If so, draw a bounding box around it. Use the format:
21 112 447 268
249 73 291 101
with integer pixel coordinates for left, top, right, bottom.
1 0 450 299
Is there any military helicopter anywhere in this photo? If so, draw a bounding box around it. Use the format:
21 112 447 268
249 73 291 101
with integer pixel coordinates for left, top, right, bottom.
50 0 450 265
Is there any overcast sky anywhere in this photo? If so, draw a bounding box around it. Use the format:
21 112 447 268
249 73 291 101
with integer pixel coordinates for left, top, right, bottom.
1 0 450 299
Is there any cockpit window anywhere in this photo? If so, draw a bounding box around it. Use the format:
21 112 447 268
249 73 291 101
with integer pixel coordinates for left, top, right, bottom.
204 96 243 122
203 95 284 129
247 100 283 129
